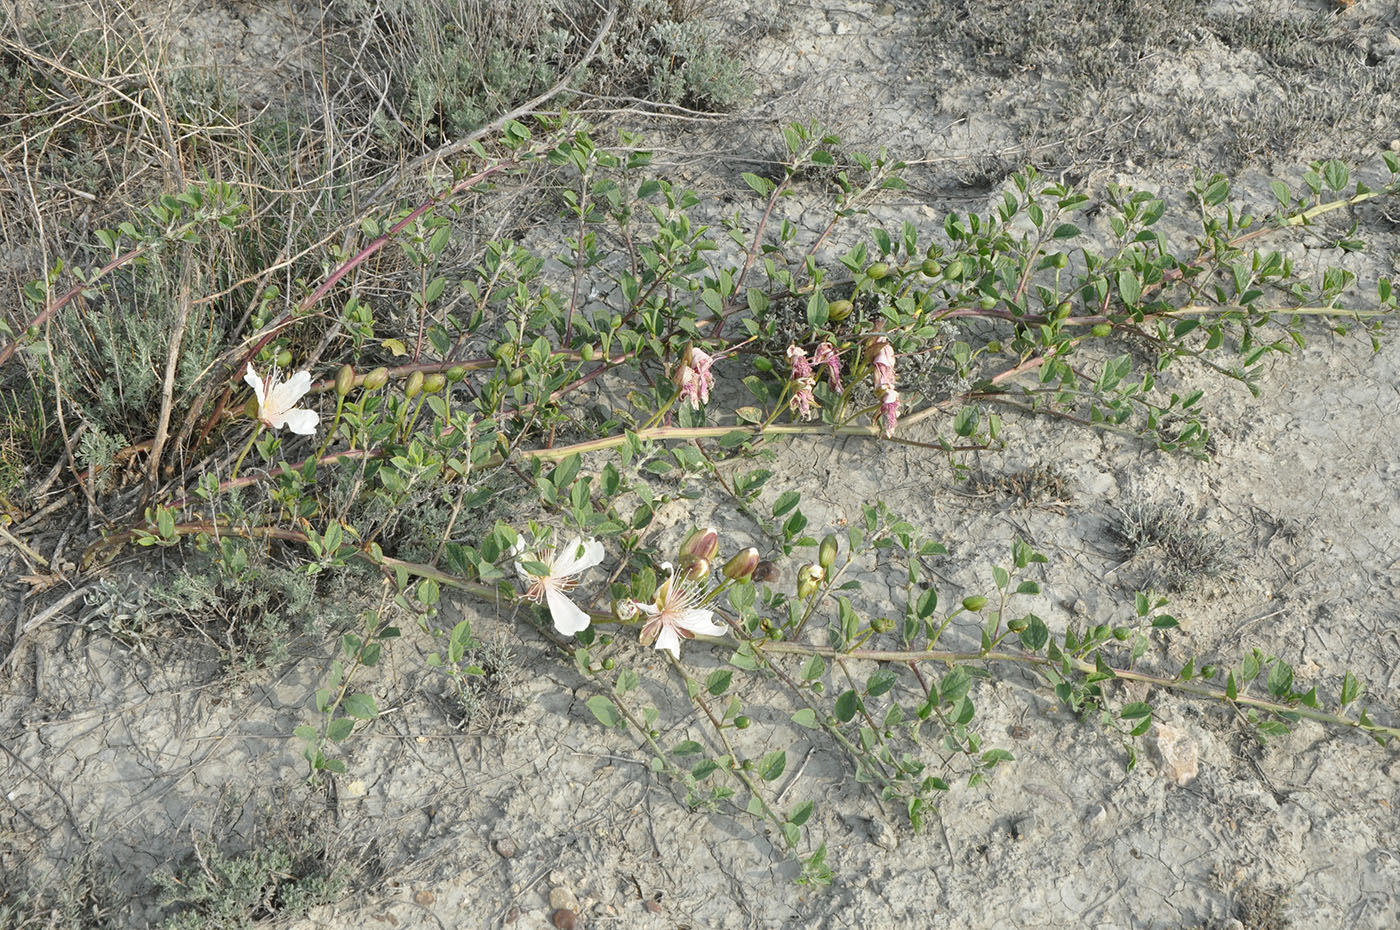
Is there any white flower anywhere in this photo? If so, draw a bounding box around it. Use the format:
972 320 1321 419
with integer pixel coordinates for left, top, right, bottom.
513 535 605 636
638 563 727 660
244 364 320 435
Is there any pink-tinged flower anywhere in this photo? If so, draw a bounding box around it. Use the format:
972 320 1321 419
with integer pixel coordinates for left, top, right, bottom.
244 364 319 435
638 563 728 659
790 375 817 421
811 342 842 393
673 345 715 409
877 385 900 435
871 340 896 391
512 535 605 635
786 344 813 380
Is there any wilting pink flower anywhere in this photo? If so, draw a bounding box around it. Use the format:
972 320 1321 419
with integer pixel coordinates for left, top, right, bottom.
811 342 842 393
512 535 605 635
673 345 715 409
878 385 900 435
871 339 896 391
790 375 817 421
638 563 728 659
786 344 813 380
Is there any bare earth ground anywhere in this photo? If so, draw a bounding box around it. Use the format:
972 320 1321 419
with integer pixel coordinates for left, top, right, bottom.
4 1 1400 928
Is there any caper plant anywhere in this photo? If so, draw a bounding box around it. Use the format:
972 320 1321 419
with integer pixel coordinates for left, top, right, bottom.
9 116 1398 880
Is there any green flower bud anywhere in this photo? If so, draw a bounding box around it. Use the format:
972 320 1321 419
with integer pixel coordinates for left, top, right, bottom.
796 563 825 600
505 368 525 387
921 259 942 278
680 526 720 563
491 342 515 363
827 299 854 322
962 596 988 612
722 547 760 581
423 373 447 394
1007 616 1029 634
334 364 356 397
943 258 964 280
275 349 293 368
602 657 615 670
986 340 1002 354
363 366 389 391
866 262 891 280
1050 252 1069 269
446 365 467 383
734 716 751 729
1091 323 1112 338
818 534 838 572
870 615 895 633
580 343 597 361
979 295 998 310
404 370 424 400
681 557 710 581
1055 300 1073 319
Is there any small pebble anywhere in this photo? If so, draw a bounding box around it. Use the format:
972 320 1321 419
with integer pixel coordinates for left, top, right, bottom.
552 908 578 930
494 837 517 858
1085 803 1108 825
504 906 520 925
549 887 579 912
413 890 435 906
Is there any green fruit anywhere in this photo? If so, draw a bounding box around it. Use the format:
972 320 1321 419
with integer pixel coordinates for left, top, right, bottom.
828 299 854 322
943 258 964 280
1091 323 1113 338
921 259 942 278
404 370 424 399
506 368 525 387
962 596 988 611
866 262 891 280
275 349 293 368
423 373 447 393
1056 300 1074 318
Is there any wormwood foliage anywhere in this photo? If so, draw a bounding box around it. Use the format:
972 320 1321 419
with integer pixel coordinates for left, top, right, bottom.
5 116 1399 881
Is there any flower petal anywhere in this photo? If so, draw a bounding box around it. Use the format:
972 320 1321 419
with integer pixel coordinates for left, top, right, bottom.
653 624 682 660
677 608 726 637
551 536 604 577
243 365 266 406
544 585 591 635
266 370 313 416
277 407 320 436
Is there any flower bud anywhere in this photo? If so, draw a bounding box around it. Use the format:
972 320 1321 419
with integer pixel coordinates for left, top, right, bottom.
722 547 760 581
506 368 525 386
734 716 751 729
363 366 389 391
446 365 467 383
580 343 597 361
818 534 838 572
276 348 293 368
827 299 853 322
796 563 825 600
870 615 895 633
404 370 424 400
335 364 356 397
921 259 942 278
612 598 639 622
423 373 447 393
866 262 891 280
1007 616 1029 634
680 526 719 563
681 557 710 581
962 596 988 612
1091 323 1112 338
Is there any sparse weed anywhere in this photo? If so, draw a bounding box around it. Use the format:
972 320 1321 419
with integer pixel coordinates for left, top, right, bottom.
1110 497 1229 591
